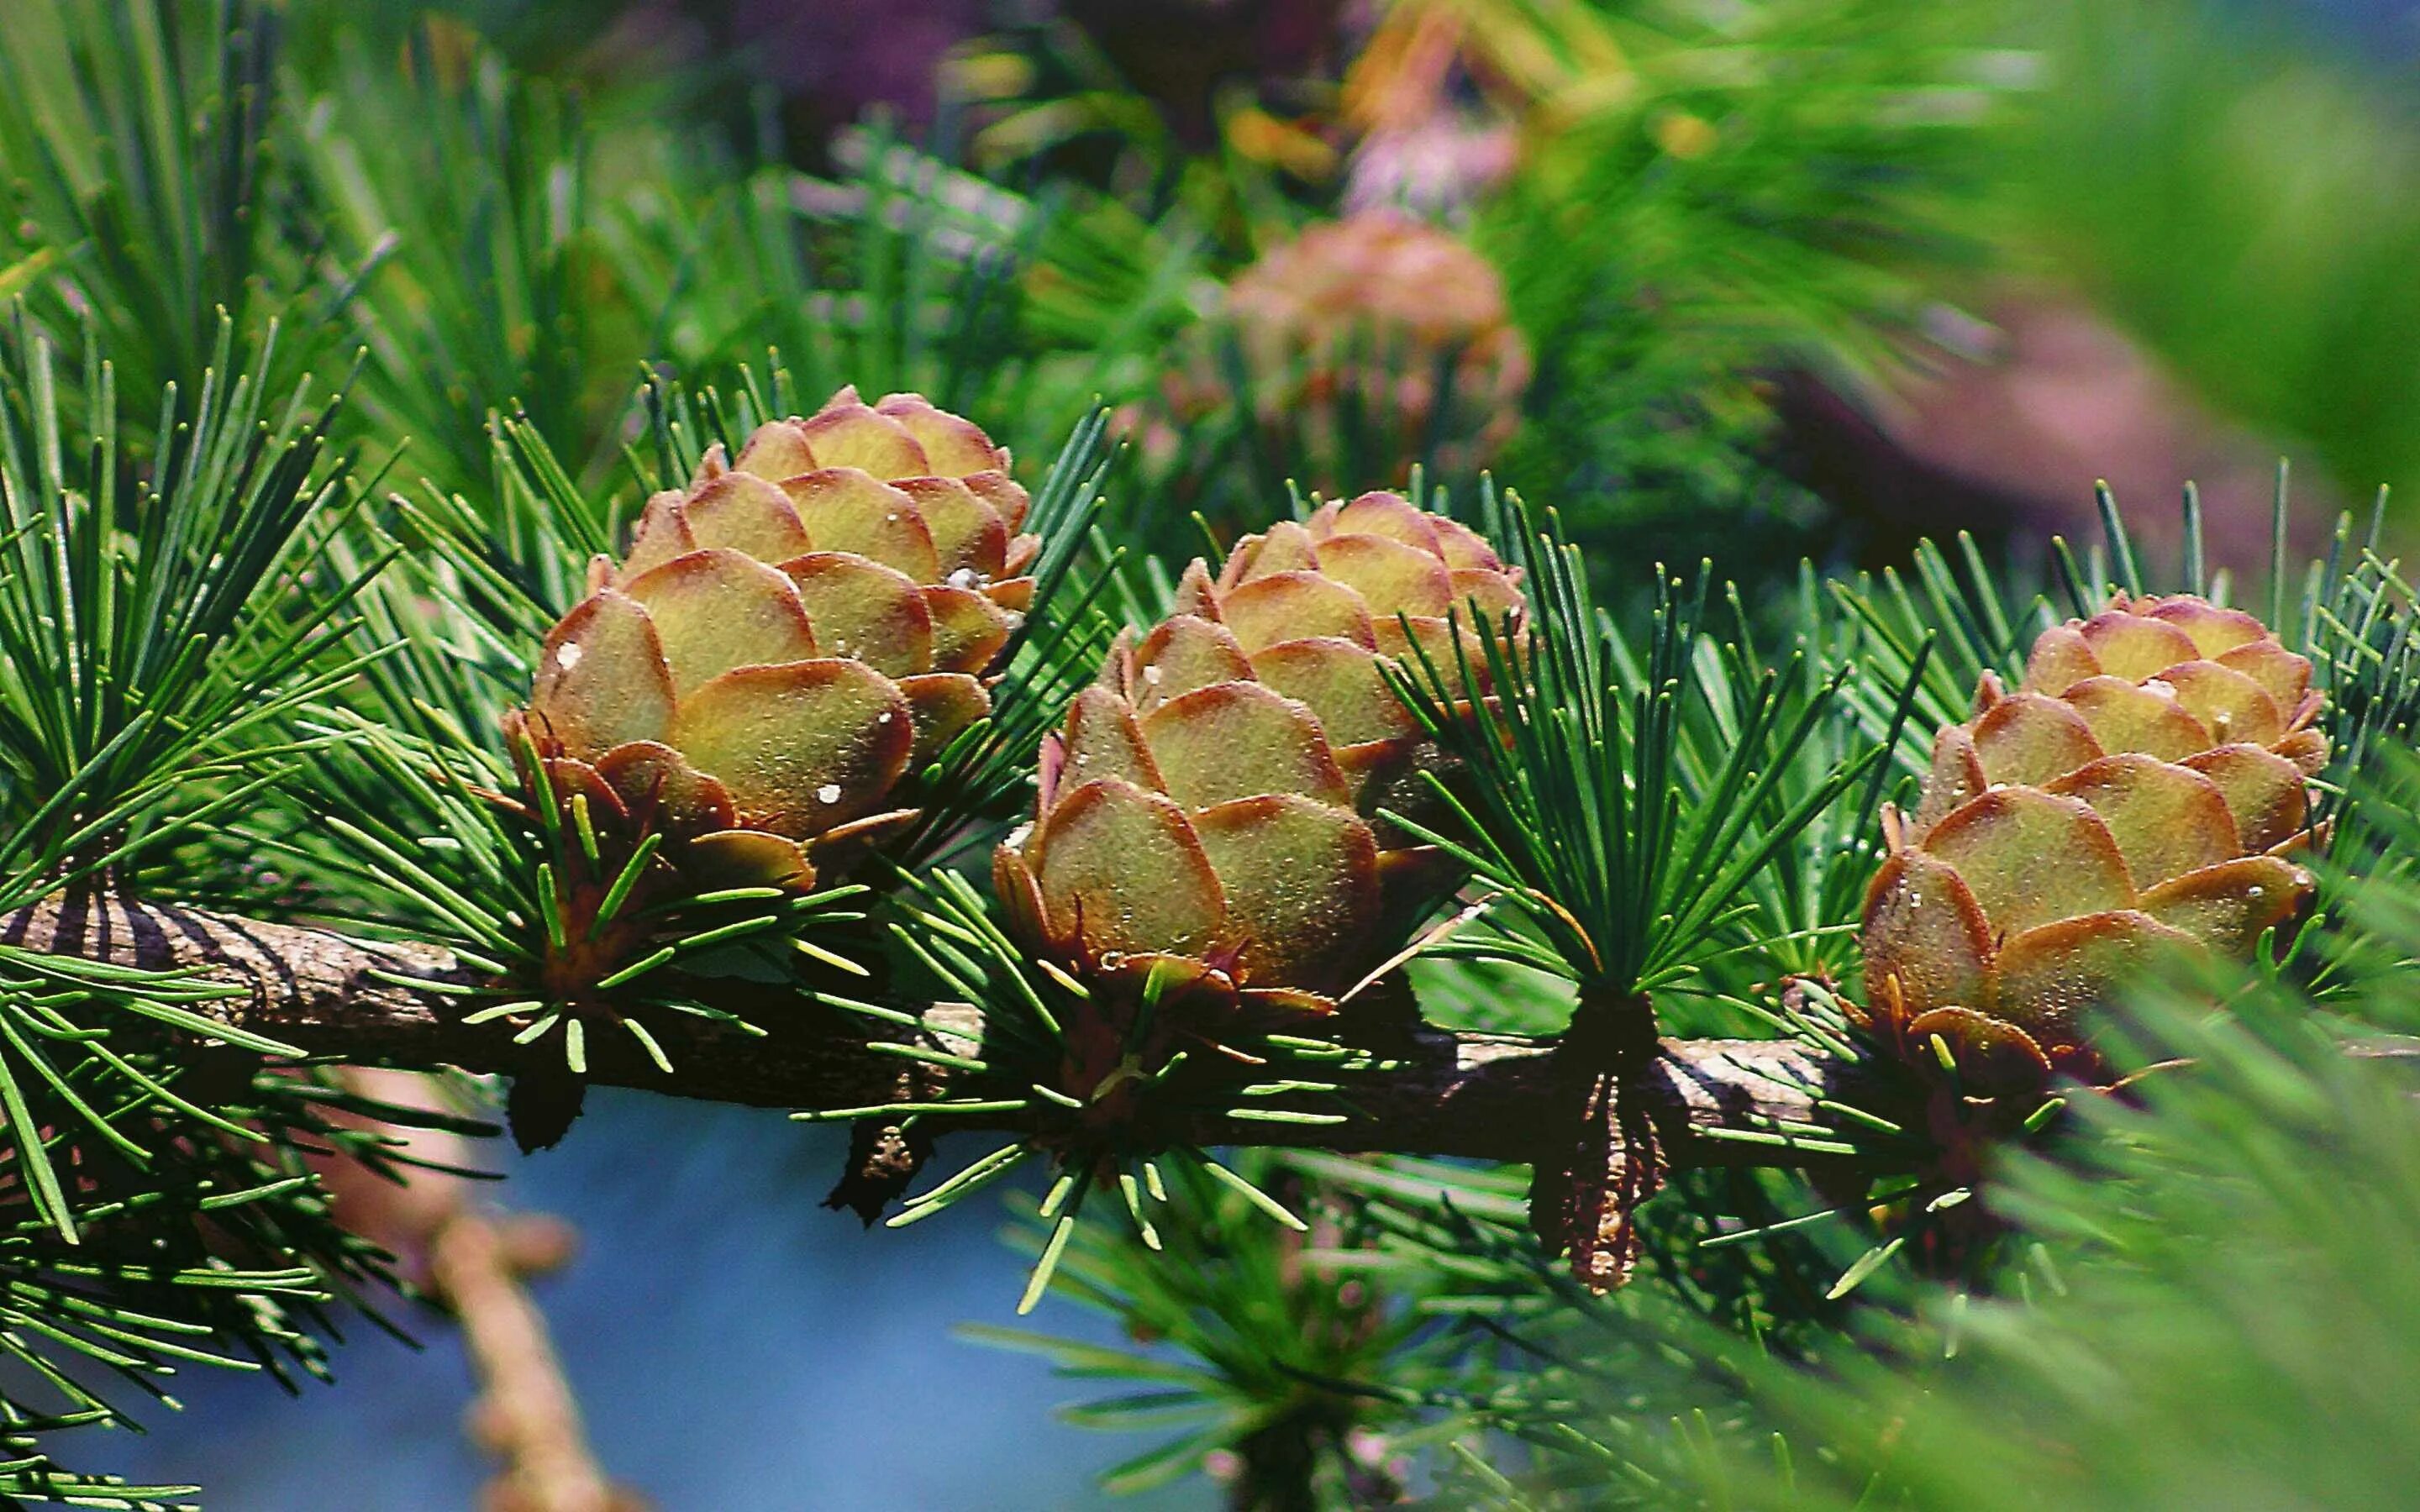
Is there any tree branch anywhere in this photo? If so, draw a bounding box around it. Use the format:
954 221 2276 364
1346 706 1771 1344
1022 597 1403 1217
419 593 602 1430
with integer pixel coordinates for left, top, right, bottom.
432 1208 646 1512
323 1068 644 1512
2 895 1874 1172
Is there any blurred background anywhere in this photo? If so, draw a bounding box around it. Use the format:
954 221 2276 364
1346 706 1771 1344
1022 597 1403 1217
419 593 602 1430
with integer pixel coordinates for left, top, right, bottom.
13 0 2418 1504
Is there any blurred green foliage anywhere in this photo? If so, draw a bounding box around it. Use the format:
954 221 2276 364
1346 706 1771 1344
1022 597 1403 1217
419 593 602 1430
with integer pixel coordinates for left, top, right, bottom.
1471 0 2010 571
2013 0 2420 518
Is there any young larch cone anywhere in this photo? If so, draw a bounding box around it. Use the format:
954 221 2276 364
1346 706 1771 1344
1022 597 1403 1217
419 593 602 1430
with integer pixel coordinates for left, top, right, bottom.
1188 211 1532 486
992 492 1524 1121
512 388 1037 897
1860 592 2325 1094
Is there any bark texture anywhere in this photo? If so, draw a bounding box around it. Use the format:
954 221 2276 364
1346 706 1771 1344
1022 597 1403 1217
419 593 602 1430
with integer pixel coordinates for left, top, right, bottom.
1 895 1873 1170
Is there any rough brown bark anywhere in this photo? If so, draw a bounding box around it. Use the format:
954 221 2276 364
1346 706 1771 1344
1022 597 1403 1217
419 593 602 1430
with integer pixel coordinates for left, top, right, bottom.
0 895 1873 1171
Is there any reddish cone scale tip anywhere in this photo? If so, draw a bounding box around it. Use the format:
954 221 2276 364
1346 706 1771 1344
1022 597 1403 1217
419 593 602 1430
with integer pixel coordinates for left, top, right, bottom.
1860 591 2325 1092
995 491 1526 1026
511 388 1036 893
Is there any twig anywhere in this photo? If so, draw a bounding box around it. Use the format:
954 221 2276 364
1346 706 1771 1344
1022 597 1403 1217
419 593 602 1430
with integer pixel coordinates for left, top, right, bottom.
431 1207 643 1512
324 1068 643 1512
6 894 1876 1172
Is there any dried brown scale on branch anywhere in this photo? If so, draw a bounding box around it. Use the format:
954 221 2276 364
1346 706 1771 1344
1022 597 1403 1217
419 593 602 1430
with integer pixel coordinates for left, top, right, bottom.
1527 986 1670 1294
823 1112 939 1226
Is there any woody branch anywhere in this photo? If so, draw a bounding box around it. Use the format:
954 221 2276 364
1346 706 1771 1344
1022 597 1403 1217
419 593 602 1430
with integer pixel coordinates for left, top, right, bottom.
3 895 1874 1174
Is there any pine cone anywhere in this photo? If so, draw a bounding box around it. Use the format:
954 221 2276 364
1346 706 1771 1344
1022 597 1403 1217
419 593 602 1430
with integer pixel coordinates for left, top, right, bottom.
1860 592 2325 1092
513 388 1035 893
1227 212 1521 362
995 492 1523 1038
1181 211 1532 487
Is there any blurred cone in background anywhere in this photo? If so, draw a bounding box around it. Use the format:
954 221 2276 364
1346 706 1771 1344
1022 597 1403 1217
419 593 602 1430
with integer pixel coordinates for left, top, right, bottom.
1147 210 1530 512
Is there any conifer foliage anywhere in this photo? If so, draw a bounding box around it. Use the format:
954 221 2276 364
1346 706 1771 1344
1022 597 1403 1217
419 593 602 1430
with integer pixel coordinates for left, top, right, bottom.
0 3 2413 1509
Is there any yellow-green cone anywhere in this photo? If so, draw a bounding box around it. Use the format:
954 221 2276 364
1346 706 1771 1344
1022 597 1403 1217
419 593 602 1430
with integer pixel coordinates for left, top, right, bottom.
511 387 1035 894
995 491 1525 1014
1860 591 2325 1089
